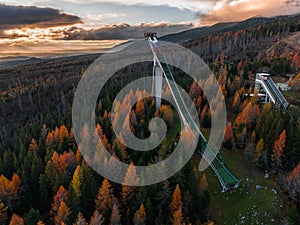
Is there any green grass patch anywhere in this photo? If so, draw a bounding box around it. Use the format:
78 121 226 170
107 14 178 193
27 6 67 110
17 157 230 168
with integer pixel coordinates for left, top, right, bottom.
194 148 285 225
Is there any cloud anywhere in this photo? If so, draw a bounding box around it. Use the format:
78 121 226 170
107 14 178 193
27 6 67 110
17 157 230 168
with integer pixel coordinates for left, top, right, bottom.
200 0 300 25
63 22 194 40
0 4 82 30
53 0 217 12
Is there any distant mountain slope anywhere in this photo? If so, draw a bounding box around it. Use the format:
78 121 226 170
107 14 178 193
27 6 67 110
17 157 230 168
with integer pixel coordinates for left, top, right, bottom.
161 14 300 44
161 14 300 63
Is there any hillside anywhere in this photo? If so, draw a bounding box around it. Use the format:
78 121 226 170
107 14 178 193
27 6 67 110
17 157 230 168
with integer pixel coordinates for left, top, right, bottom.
162 14 300 63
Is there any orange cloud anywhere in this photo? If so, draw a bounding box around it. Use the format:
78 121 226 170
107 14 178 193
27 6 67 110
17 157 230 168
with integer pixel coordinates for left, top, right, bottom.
201 0 300 25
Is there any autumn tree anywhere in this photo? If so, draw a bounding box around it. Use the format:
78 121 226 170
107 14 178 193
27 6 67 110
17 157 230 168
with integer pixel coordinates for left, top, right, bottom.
0 173 22 210
232 91 241 113
271 130 286 170
54 202 71 225
69 165 82 220
110 203 121 225
121 162 139 207
51 185 68 218
9 214 24 225
95 179 114 221
170 184 183 215
28 138 38 152
286 163 300 203
255 138 264 161
160 105 174 126
89 211 104 225
133 204 146 225
0 201 7 225
223 123 234 149
199 174 208 195
172 207 185 225
135 100 145 122
74 212 88 225
59 125 70 153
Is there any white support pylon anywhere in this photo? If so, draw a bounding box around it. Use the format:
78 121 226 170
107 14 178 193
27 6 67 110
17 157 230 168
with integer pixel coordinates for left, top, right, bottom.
153 58 163 110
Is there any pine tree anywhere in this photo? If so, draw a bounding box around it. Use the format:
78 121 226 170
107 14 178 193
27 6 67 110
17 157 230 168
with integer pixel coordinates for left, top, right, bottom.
133 204 146 225
170 184 183 215
24 208 42 225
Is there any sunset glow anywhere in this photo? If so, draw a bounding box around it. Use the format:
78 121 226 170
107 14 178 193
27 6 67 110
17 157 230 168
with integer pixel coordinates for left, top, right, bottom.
0 0 298 60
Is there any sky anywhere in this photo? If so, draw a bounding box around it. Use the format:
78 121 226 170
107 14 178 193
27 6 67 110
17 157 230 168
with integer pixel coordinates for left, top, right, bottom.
0 0 299 60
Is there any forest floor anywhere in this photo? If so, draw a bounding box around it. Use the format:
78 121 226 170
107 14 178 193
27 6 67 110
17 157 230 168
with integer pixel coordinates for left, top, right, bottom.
194 147 285 225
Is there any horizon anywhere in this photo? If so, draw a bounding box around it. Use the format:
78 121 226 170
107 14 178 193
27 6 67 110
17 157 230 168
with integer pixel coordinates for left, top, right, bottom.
0 0 299 60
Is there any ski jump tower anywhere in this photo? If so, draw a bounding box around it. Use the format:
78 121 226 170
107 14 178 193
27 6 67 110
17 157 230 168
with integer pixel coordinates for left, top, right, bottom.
255 73 288 109
145 32 239 192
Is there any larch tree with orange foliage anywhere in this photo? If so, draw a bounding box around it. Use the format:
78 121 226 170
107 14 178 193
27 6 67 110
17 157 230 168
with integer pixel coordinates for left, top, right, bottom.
9 214 24 225
95 179 115 220
170 184 183 215
232 91 241 113
28 138 38 152
271 130 286 170
172 207 185 225
160 105 174 127
223 123 234 149
135 100 145 122
199 174 208 195
0 173 22 210
0 201 7 225
286 163 300 203
90 210 104 225
54 202 71 225
51 186 68 218
255 139 264 161
121 162 139 207
133 204 146 225
74 212 88 225
110 203 121 225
